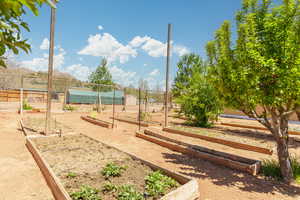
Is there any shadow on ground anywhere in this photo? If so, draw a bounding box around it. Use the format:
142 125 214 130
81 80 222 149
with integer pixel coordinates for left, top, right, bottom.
162 152 300 197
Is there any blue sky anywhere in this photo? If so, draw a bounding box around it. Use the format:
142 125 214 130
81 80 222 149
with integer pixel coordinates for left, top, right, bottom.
16 0 242 88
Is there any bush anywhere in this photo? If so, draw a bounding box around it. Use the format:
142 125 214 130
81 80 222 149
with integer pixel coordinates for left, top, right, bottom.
23 101 32 110
70 185 101 200
101 163 126 178
101 182 118 193
145 171 179 198
138 112 151 121
63 104 76 111
261 157 300 183
117 185 144 200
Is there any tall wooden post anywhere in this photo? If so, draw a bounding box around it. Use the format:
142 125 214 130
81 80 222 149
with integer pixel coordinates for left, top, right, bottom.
20 75 24 117
112 87 116 128
138 88 141 131
164 24 172 127
45 1 56 135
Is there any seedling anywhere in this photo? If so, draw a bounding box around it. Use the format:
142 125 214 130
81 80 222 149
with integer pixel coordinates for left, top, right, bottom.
66 172 77 178
101 163 126 178
70 185 101 200
145 171 179 197
117 185 144 200
101 182 117 193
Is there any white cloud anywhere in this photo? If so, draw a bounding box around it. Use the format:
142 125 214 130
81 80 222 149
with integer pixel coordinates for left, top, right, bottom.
109 66 138 86
40 38 49 50
129 36 190 57
63 64 91 81
19 48 66 71
78 33 137 64
98 25 104 30
143 64 147 66
149 69 159 76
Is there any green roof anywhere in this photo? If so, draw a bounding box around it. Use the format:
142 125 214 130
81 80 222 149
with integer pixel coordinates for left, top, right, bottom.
68 89 124 98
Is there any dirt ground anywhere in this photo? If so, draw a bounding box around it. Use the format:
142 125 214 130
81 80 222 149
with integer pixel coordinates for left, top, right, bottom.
0 112 53 200
1 110 300 200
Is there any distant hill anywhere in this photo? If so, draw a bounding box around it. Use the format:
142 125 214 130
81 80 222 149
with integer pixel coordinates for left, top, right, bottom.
0 61 83 92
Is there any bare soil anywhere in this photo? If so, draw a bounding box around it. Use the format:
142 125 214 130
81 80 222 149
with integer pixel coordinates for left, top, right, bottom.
32 134 180 199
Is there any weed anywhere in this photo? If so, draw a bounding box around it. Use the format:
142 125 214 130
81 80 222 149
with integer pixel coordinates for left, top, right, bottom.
101 163 125 178
23 101 32 110
261 157 300 183
117 185 144 200
70 185 101 200
66 172 77 178
63 104 76 111
101 182 118 193
145 171 179 197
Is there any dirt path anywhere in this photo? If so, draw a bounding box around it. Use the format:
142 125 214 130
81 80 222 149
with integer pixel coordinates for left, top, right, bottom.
56 112 300 200
0 113 53 200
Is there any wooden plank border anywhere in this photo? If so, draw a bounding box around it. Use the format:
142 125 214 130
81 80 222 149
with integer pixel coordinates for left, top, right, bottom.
110 116 149 127
163 127 273 155
136 131 261 175
81 116 114 128
26 134 199 200
221 122 300 136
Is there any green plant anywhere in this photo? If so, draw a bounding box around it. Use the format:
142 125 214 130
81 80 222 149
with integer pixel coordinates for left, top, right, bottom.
70 185 101 200
173 54 222 127
89 58 114 91
66 172 77 178
23 101 32 110
117 185 144 200
101 163 125 178
261 157 300 184
206 0 300 183
63 104 76 111
138 112 151 121
145 171 179 198
101 182 117 193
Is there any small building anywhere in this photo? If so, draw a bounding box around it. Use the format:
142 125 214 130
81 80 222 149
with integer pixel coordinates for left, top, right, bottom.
66 89 124 105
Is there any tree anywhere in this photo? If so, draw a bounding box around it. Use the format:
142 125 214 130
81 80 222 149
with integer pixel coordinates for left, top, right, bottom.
206 0 300 183
89 58 114 91
174 53 222 127
0 0 54 67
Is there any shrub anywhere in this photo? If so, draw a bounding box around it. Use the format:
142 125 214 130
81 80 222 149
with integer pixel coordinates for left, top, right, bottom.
145 171 179 197
66 172 77 178
101 163 126 178
117 185 144 200
138 112 151 121
261 157 300 184
23 101 32 110
63 104 76 111
70 185 101 200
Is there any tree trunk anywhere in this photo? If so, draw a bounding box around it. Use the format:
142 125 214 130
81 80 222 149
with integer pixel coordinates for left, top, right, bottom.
296 110 300 121
269 114 294 184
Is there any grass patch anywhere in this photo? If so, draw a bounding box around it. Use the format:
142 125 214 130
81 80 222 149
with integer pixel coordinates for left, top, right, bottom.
63 104 76 111
101 182 118 193
23 101 33 110
70 185 101 200
66 172 77 178
145 171 179 198
261 157 300 184
101 163 126 179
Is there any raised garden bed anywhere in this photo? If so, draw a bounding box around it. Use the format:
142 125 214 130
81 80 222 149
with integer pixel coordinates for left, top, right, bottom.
81 115 114 128
20 117 73 136
136 129 261 175
221 122 300 136
163 127 273 155
26 133 199 200
111 116 149 127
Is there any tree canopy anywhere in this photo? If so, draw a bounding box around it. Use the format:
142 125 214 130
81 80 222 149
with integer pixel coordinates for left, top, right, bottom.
0 0 54 67
89 58 114 91
206 0 300 183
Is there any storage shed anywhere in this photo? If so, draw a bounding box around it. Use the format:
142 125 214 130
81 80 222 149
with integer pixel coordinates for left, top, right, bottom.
66 89 124 105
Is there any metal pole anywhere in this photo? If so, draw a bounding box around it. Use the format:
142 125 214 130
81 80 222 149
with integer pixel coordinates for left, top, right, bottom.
165 23 172 127
138 88 141 131
112 87 116 128
45 1 56 135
